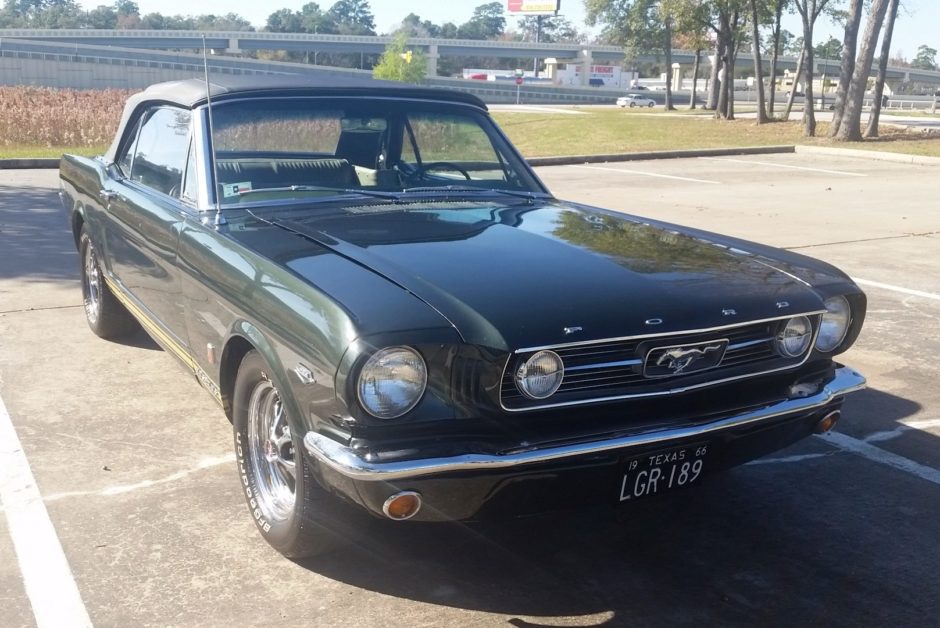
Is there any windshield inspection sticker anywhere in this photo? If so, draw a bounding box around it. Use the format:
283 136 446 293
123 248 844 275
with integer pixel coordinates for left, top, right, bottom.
223 182 252 197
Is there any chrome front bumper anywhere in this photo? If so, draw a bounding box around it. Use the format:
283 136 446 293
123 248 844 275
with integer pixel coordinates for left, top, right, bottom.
304 366 866 482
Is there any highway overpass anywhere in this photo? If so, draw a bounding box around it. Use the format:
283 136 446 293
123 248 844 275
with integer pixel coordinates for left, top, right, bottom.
2 28 939 86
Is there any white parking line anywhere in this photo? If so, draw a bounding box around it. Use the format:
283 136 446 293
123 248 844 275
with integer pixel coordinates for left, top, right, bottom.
864 418 940 443
699 156 867 177
0 394 92 628
851 278 940 302
821 431 940 487
569 164 720 184
41 453 235 503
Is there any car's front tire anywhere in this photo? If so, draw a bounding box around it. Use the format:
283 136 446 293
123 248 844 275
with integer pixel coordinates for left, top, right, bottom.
648 102 655 108
232 350 350 558
629 102 636 108
79 226 139 339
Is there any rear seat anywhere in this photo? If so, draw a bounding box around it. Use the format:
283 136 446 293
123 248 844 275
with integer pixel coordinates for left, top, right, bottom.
216 158 359 192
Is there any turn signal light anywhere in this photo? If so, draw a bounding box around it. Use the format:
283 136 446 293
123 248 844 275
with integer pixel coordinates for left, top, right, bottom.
382 491 422 520
815 410 842 434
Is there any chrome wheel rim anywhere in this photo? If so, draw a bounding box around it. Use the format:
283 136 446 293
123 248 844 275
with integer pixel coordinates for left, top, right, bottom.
247 380 296 522
83 243 101 325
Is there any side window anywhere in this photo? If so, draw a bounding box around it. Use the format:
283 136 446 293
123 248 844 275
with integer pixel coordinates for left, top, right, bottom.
130 107 192 197
117 117 141 176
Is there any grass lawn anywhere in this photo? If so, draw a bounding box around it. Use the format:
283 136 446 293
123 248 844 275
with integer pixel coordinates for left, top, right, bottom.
2 111 939 160
491 109 940 158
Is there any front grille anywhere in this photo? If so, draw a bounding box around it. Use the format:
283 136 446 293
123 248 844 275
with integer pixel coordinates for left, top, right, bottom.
500 315 821 411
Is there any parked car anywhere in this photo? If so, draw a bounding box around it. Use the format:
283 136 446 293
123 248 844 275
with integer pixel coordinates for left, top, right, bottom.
60 76 867 558
617 93 657 108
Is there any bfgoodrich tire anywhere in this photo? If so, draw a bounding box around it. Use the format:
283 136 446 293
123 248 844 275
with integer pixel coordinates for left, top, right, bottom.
232 350 349 558
79 226 139 339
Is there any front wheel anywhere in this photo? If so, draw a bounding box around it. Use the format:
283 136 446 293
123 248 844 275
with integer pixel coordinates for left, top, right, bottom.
629 102 636 108
79 226 139 339
648 102 655 108
232 350 350 557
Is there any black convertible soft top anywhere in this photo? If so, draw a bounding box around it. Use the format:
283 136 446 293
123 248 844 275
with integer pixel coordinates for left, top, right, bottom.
105 75 488 162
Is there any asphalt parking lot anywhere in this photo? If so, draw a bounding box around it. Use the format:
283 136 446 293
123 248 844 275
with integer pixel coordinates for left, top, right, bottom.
1 153 939 627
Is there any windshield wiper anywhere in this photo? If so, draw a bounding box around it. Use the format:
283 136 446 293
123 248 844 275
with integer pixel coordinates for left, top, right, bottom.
401 185 546 201
234 186 402 201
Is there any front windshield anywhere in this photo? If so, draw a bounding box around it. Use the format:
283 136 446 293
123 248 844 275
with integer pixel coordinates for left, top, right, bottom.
209 97 544 206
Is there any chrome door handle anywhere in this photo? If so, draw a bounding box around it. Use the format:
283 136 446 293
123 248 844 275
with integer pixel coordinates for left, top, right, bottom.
98 189 118 202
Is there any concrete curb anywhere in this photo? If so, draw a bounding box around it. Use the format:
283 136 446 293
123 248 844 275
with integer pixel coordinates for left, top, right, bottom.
526 145 795 167
0 158 61 169
795 145 940 166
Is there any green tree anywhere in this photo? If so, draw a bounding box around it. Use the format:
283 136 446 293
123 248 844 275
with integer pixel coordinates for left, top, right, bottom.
813 35 842 59
458 2 506 39
372 32 427 83
912 45 938 70
328 0 375 35
516 15 582 43
85 4 117 28
266 8 303 32
587 0 681 111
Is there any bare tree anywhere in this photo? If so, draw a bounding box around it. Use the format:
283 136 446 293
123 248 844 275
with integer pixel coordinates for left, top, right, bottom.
765 0 788 119
664 18 675 110
865 0 899 138
690 48 702 108
829 0 864 136
782 45 805 120
793 0 834 136
707 38 723 109
835 0 890 141
749 0 769 123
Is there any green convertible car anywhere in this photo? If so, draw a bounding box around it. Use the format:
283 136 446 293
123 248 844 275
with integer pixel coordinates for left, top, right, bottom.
60 76 866 558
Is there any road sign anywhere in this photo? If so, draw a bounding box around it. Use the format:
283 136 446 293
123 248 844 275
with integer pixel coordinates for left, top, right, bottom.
515 76 524 85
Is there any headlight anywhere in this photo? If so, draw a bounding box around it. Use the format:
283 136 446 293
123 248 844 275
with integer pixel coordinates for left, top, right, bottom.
357 347 427 419
514 350 564 399
775 316 812 358
815 295 851 352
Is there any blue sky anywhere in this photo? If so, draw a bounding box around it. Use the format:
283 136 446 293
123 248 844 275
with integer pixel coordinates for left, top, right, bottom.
76 1 938 61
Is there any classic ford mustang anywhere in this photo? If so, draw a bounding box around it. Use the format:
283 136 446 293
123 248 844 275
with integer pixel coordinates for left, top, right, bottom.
60 76 866 557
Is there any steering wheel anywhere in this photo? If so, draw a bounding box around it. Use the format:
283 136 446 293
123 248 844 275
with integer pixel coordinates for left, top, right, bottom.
414 161 472 180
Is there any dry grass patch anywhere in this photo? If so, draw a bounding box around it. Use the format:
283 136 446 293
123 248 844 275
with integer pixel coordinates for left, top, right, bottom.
0 86 131 150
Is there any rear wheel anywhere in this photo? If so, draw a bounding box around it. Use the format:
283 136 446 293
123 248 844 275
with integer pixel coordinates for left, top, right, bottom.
232 350 350 557
629 102 636 108
79 226 139 339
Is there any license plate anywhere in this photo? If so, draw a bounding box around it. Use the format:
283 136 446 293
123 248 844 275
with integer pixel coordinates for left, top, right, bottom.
618 443 709 502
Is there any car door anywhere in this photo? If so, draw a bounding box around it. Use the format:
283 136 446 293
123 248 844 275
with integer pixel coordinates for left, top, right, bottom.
103 105 194 353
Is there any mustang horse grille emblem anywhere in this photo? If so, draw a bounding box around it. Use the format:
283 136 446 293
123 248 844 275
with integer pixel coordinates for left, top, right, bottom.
644 340 729 378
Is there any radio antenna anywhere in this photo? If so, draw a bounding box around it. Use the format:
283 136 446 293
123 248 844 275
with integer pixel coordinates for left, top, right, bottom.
202 35 224 226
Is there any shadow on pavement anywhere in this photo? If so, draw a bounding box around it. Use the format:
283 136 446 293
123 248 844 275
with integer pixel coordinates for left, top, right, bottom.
0 184 76 282
294 387 933 626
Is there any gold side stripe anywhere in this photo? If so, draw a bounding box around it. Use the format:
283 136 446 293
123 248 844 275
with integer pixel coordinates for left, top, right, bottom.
103 276 198 371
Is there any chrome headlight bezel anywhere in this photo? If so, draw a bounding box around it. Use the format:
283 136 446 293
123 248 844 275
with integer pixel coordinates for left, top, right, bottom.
815 295 852 353
775 315 813 358
356 346 427 420
514 350 565 400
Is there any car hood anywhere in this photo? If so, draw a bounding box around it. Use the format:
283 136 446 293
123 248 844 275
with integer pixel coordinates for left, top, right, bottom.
259 199 836 351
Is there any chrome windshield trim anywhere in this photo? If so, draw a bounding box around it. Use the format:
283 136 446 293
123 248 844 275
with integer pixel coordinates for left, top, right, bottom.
304 366 865 482
512 311 827 354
